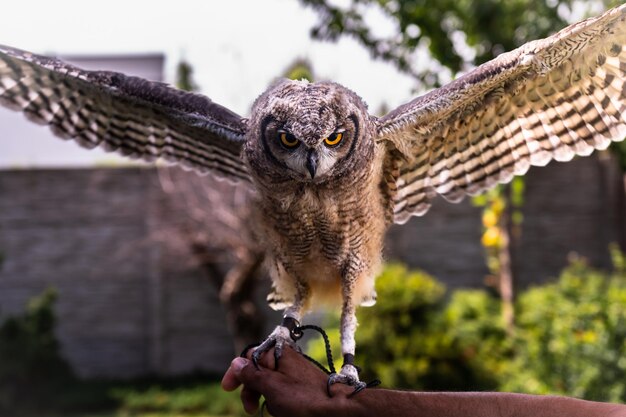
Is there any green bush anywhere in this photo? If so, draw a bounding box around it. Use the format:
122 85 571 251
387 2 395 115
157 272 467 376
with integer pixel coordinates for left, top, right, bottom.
307 252 626 400
357 264 510 390
503 249 626 401
308 264 507 390
0 288 76 413
0 289 246 416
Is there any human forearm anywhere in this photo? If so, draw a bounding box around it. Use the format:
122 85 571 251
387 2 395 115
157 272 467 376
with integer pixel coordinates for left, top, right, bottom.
344 390 626 417
222 347 626 417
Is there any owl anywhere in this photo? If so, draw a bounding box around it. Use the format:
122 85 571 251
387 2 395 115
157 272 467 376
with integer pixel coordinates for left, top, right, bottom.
1 5 625 393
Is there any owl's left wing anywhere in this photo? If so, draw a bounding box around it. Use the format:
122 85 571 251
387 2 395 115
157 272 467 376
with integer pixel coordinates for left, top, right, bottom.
0 45 250 182
377 5 626 224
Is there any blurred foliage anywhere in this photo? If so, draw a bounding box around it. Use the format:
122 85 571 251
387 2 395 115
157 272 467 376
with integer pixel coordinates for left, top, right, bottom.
360 264 513 390
301 0 617 86
308 263 509 390
0 290 244 416
283 57 315 82
111 383 246 416
308 254 626 400
176 60 198 92
502 245 626 401
472 177 525 276
612 141 626 171
0 288 76 414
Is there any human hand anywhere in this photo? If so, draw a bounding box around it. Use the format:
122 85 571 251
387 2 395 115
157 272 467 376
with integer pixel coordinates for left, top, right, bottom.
221 346 356 416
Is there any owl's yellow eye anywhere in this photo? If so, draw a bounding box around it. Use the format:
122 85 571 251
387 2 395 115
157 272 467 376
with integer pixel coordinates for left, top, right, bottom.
324 132 343 147
279 132 299 149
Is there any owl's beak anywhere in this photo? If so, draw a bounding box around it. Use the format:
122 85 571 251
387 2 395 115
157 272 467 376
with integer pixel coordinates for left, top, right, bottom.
306 150 318 179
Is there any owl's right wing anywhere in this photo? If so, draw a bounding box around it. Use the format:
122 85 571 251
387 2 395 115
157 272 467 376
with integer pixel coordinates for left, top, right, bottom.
377 5 625 224
0 45 250 182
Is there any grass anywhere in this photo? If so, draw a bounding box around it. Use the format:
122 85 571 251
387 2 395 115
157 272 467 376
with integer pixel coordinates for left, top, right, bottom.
39 412 243 417
6 378 247 417
110 382 246 416
39 413 243 417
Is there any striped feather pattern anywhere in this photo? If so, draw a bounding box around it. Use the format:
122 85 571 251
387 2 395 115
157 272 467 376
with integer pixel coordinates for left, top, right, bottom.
0 45 250 182
378 5 626 224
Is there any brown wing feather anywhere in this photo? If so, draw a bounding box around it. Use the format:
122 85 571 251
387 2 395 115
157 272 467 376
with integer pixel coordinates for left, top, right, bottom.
378 5 626 224
0 45 250 182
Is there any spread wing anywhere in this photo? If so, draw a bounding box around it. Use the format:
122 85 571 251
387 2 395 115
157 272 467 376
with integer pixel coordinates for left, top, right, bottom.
378 5 626 224
0 45 250 182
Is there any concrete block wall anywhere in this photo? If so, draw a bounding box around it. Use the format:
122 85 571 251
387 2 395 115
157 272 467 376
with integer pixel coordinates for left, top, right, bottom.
0 154 623 378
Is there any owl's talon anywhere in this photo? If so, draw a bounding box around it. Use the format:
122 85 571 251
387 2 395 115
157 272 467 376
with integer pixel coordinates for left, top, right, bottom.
348 381 368 397
273 343 282 370
251 349 262 369
251 324 298 369
326 373 336 397
326 364 366 397
240 342 260 359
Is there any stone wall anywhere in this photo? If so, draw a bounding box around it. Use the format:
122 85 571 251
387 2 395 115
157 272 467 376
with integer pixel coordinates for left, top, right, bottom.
0 154 623 378
386 153 625 289
0 168 263 378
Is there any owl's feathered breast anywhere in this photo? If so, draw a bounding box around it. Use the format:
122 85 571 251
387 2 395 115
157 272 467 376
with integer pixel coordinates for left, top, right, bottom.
257 165 385 260
253 144 388 308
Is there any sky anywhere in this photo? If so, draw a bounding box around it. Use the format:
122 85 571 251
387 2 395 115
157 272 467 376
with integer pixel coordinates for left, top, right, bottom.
0 0 417 167
0 0 606 167
8 0 413 114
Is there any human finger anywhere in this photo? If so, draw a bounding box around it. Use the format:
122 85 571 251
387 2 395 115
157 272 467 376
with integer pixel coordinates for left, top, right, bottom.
245 345 277 370
221 357 248 391
241 385 262 414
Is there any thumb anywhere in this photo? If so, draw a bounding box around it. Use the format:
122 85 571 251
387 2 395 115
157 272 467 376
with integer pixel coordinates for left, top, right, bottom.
221 357 251 391
232 357 249 374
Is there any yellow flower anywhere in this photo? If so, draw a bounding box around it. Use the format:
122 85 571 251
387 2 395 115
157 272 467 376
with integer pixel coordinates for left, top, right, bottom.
491 197 505 215
482 209 498 228
482 227 501 247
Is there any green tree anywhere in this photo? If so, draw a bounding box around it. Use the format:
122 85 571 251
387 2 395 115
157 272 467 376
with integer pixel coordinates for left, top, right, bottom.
301 0 617 87
283 57 315 82
175 60 198 92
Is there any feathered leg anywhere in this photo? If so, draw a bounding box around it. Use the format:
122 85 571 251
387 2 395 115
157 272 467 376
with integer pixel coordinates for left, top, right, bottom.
327 262 367 394
252 277 309 367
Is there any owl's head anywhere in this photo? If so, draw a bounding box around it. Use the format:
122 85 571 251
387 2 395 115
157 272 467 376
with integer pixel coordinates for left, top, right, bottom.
244 80 374 185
